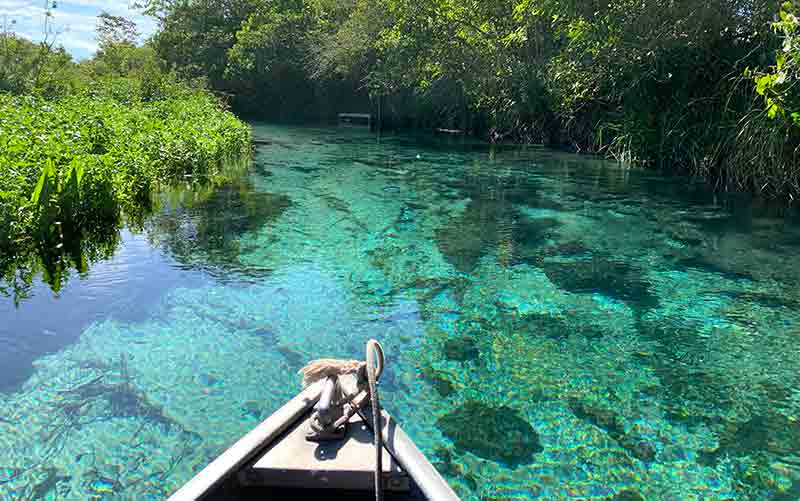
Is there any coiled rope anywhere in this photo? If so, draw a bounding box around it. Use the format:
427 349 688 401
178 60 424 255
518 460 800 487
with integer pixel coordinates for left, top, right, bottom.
298 340 385 501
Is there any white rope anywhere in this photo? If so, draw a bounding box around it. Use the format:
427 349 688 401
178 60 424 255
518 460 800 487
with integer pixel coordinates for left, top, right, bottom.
298 340 385 501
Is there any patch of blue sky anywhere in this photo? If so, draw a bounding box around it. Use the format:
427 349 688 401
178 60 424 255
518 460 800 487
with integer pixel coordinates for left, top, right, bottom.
0 0 156 59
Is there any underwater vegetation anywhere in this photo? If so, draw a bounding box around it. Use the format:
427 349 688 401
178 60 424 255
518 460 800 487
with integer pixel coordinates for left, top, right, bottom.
442 337 481 362
568 399 656 462
0 351 202 500
56 354 175 429
435 206 563 273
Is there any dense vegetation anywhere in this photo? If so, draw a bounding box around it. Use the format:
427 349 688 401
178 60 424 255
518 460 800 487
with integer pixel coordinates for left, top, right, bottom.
0 10 251 300
141 0 800 198
2 0 799 300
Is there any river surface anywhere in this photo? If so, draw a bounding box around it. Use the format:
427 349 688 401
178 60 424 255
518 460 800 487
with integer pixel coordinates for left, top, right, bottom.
2 124 800 500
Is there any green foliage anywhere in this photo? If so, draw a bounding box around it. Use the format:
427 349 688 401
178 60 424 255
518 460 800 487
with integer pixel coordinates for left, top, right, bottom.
224 0 318 111
367 0 559 139
0 33 81 96
755 1 800 125
88 43 160 79
14 1 792 197
97 10 141 48
23 0 792 198
0 8 253 300
144 0 256 89
0 80 251 297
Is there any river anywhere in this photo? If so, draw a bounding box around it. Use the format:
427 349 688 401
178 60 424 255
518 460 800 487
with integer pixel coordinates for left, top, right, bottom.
1 124 799 499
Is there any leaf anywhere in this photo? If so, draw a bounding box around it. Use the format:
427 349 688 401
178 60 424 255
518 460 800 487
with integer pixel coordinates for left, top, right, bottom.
61 160 83 219
755 74 774 96
31 159 56 208
767 101 780 119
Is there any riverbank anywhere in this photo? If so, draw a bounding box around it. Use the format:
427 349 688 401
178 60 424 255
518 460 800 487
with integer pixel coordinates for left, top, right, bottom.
147 0 800 200
0 79 251 296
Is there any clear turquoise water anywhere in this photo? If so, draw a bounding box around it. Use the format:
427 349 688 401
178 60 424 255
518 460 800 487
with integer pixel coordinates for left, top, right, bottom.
2 124 800 500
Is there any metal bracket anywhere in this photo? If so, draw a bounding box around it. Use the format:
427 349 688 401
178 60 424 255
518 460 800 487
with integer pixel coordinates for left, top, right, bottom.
306 376 346 442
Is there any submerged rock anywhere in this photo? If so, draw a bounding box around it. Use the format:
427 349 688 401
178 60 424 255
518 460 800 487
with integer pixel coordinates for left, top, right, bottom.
698 415 800 467
722 291 799 309
569 398 656 462
431 378 456 398
502 217 563 267
432 447 479 491
437 402 543 468
495 292 539 318
515 217 562 245
494 302 607 341
442 337 480 362
619 435 657 462
276 344 304 370
529 314 606 341
634 316 741 425
569 398 626 440
435 191 561 273
511 238 589 268
540 257 659 312
435 200 495 273
607 489 645 501
553 240 590 257
419 365 457 397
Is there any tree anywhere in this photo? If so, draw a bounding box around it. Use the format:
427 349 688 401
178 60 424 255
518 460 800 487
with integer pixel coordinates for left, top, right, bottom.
756 1 800 125
0 2 77 96
97 11 140 48
145 0 258 88
91 13 156 78
138 0 800 196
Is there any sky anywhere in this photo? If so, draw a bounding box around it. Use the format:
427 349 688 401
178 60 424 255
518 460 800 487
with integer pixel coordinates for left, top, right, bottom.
0 0 157 60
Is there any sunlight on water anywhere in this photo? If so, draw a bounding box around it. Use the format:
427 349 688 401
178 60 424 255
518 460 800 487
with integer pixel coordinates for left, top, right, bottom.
2 124 800 499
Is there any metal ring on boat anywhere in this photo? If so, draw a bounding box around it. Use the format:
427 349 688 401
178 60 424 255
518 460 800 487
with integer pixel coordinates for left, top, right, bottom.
366 339 385 501
366 339 384 381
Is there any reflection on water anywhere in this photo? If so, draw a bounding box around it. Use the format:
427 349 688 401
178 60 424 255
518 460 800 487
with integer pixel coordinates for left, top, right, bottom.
0 231 208 391
145 177 291 280
0 158 253 304
0 218 122 307
1 124 800 500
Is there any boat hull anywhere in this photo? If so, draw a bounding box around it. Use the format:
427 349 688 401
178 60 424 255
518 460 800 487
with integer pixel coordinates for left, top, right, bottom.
168 382 459 501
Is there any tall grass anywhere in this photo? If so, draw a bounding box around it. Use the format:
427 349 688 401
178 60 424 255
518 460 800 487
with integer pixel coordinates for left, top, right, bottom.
595 74 800 199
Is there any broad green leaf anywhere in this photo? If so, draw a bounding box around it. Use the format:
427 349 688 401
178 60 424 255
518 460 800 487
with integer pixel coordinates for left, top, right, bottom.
31 159 56 207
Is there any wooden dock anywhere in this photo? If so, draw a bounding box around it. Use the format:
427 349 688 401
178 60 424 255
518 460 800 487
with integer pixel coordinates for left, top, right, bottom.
338 113 372 129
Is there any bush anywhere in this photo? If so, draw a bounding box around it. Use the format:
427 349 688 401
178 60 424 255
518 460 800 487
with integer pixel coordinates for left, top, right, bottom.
0 79 251 295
